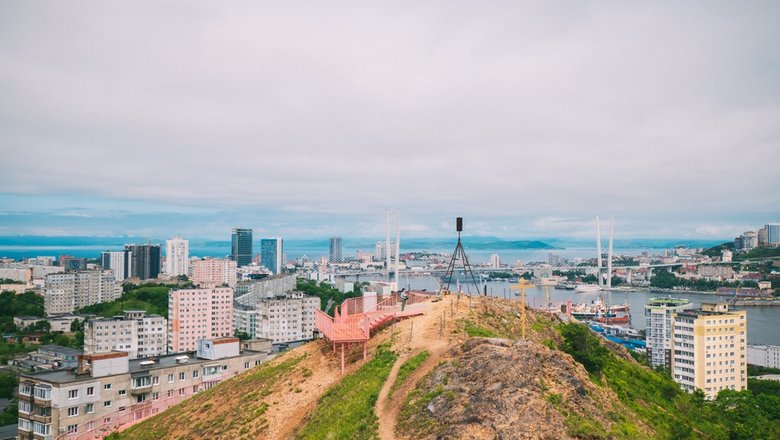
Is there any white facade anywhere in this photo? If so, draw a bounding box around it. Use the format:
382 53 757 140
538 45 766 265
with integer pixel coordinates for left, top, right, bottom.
490 254 500 269
44 271 121 316
748 345 780 369
84 311 167 359
234 292 319 344
101 251 132 282
165 237 189 277
644 298 693 368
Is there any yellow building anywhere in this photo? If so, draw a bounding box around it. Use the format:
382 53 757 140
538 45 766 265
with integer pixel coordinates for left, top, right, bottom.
671 302 747 399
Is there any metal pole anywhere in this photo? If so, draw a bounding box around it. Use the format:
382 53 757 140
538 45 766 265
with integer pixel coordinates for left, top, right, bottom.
386 209 391 282
395 210 401 289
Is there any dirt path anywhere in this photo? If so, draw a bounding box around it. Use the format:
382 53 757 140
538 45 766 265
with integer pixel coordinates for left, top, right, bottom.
375 295 472 440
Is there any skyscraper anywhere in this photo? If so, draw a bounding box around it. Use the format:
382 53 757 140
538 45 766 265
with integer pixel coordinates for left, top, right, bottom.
231 228 253 267
766 223 780 246
165 236 189 277
329 237 343 263
125 244 161 280
101 250 132 281
260 238 283 274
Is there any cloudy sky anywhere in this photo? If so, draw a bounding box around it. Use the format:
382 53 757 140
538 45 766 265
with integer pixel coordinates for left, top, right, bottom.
1 1 778 239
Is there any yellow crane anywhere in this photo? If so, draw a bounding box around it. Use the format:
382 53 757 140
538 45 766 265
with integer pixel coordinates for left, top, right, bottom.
510 278 536 339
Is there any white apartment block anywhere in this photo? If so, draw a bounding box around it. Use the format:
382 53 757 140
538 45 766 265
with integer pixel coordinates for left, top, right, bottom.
192 258 237 288
748 345 780 369
644 297 693 368
165 237 189 277
101 251 132 282
671 303 747 399
44 271 121 316
168 288 234 353
17 338 271 440
84 311 167 359
234 291 319 344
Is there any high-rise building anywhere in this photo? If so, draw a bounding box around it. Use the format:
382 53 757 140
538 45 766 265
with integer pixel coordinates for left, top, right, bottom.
766 223 780 246
59 255 87 271
260 238 283 275
101 250 132 281
165 237 189 277
168 287 234 353
84 311 167 359
192 258 237 288
125 244 161 280
671 302 747 399
231 228 253 267
748 345 780 369
44 271 122 316
644 297 693 368
329 237 343 263
490 254 501 269
234 292 319 344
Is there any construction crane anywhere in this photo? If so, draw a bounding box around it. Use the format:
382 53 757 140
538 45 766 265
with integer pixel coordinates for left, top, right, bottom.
510 278 535 339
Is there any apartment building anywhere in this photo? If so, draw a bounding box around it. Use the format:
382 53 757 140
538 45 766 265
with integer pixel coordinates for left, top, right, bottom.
671 302 747 399
234 291 319 344
84 311 167 359
191 258 237 288
168 288 234 353
644 297 693 368
44 271 121 316
748 345 780 369
17 337 271 440
164 237 189 277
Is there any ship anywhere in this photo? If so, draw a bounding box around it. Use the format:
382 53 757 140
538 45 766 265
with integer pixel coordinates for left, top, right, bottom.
570 299 631 324
575 284 601 293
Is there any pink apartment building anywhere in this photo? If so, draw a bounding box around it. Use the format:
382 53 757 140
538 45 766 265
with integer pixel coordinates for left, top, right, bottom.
168 287 234 353
192 258 238 288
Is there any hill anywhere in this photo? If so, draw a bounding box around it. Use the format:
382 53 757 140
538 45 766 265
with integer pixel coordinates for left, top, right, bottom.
112 296 780 439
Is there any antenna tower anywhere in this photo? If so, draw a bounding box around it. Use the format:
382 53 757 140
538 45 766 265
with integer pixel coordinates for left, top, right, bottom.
442 217 481 295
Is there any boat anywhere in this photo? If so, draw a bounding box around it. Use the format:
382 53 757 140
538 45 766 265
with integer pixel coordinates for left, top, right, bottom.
575 284 601 293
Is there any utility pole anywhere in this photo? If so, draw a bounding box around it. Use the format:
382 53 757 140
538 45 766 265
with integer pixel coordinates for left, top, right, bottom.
510 279 536 339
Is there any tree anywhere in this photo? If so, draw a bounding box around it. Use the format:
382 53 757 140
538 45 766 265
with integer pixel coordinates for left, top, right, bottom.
559 323 610 374
234 330 251 341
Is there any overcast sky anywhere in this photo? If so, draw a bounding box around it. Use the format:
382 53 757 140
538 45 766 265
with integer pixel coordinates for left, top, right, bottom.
1 1 778 239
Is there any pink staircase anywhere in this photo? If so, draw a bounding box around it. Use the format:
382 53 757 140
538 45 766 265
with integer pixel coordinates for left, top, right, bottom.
316 291 431 372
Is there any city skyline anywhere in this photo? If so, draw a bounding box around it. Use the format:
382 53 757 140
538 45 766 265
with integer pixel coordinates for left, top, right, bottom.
1 2 778 239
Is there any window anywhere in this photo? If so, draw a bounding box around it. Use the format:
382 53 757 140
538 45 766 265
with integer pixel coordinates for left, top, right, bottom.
153 376 159 385
86 386 94 396
104 401 112 407
193 385 199 393
33 422 51 435
68 389 79 399
18 400 32 414
33 386 51 400
152 392 159 401
37 406 51 417
244 362 250 369
104 384 112 390
67 424 78 434
178 388 185 396
118 389 127 396
179 372 185 381
86 403 94 414
19 383 32 396
68 407 79 417
168 374 174 383
167 390 173 398
18 418 32 431
193 370 199 378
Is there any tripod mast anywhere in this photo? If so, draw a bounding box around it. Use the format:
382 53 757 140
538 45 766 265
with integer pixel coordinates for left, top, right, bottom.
442 217 481 295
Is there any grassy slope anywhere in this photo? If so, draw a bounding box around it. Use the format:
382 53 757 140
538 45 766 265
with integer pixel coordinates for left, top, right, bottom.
388 350 429 400
295 345 397 440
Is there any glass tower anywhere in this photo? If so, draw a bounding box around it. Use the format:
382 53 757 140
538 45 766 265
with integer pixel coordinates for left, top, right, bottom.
231 228 253 267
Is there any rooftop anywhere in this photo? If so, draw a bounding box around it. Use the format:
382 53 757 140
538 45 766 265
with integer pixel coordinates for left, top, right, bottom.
21 348 268 384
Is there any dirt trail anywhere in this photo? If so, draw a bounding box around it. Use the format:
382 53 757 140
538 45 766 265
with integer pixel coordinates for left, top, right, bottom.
375 295 474 440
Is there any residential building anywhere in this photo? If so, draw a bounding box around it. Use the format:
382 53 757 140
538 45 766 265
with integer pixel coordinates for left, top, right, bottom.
230 228 253 267
17 337 271 440
100 251 132 282
14 345 81 372
164 237 189 277
698 265 734 281
191 258 237 288
44 271 121 316
234 274 297 306
644 297 693 368
329 237 343 263
125 244 161 280
234 291 319 343
84 311 167 359
748 345 780 369
758 227 768 247
27 257 55 266
490 254 501 269
671 302 747 399
260 238 283 274
721 249 733 263
168 288 234 353
14 315 89 333
767 223 780 246
59 256 87 271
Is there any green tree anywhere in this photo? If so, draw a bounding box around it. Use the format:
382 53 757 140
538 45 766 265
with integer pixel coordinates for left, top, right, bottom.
559 323 610 374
